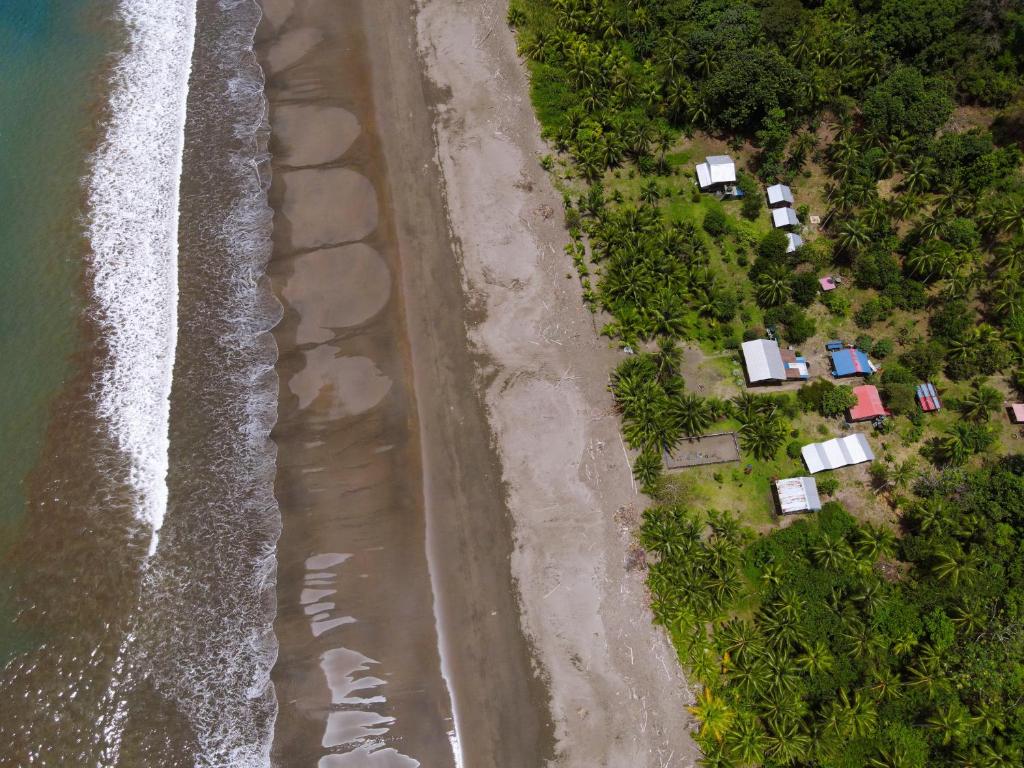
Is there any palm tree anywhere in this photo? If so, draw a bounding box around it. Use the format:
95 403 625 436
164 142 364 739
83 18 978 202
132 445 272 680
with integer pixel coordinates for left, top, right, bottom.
931 544 977 587
756 271 791 308
837 218 872 253
689 687 734 743
739 413 787 461
960 380 1002 422
727 715 767 766
928 703 969 746
639 180 661 207
764 719 811 766
901 156 936 195
890 192 922 222
996 200 1024 234
797 640 834 676
952 601 985 636
855 523 896 561
995 242 1024 273
939 422 975 466
868 665 902 701
811 533 852 570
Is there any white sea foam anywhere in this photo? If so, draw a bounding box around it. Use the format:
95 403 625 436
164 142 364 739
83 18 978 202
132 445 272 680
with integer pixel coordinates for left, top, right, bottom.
86 0 197 554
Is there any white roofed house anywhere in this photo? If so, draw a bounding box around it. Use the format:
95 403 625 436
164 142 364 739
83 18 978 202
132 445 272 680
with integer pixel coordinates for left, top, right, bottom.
772 207 801 229
801 433 875 473
785 233 803 253
695 155 737 193
741 339 787 384
766 183 795 208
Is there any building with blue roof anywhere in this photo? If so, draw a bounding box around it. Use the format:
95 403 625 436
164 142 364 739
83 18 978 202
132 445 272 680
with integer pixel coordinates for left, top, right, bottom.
830 348 876 377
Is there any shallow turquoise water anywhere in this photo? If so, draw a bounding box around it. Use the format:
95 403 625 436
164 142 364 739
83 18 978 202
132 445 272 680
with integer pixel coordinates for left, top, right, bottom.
0 1 114 527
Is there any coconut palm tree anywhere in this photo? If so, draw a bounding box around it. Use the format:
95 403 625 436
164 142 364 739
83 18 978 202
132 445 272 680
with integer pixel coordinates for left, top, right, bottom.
739 413 787 461
756 271 791 308
639 180 661 207
727 715 767 767
939 422 975 466
811 533 852 570
855 523 896 561
837 218 872 253
960 380 1002 422
689 687 734 743
901 156 936 195
797 640 834 676
996 200 1024 234
764 719 811 766
928 703 969 746
931 544 977 587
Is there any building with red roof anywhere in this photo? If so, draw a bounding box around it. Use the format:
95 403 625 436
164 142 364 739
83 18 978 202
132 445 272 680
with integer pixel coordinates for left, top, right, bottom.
847 384 888 422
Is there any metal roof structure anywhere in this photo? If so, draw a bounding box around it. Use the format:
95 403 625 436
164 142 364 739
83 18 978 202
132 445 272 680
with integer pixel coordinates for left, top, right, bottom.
831 348 876 377
741 339 787 383
776 477 822 514
695 155 737 189
766 183 795 206
802 433 874 473
771 207 801 228
785 233 803 253
1010 404 1024 423
848 385 887 422
917 382 942 412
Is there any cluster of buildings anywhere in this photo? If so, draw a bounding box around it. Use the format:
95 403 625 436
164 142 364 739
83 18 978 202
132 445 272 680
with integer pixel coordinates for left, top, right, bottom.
691 154 958 516
694 154 804 251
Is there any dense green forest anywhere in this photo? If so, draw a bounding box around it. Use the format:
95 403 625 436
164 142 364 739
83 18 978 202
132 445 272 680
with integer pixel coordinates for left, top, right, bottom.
509 0 1024 765
642 457 1024 767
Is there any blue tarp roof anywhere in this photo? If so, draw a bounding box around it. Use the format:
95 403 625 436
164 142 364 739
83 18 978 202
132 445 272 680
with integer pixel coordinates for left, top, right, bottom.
831 348 873 377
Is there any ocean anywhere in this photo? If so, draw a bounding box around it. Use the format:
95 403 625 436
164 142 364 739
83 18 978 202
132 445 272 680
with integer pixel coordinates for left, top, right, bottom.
0 0 280 764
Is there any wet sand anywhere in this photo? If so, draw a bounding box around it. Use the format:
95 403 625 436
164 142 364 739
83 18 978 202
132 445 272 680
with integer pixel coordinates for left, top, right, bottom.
258 0 549 766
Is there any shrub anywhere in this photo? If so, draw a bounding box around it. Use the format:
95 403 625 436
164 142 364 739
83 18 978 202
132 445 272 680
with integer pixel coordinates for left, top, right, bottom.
703 206 728 237
821 385 859 418
758 229 790 262
791 273 819 307
874 339 894 359
786 440 804 459
821 290 850 317
854 335 874 353
816 475 839 495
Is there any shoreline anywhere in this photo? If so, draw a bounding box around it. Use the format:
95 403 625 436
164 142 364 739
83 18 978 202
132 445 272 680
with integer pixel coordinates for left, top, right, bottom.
259 0 696 765
258 0 549 764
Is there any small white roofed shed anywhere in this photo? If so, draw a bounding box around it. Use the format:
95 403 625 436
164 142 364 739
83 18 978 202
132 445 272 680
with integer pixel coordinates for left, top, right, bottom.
786 233 803 253
696 155 737 190
776 477 822 514
741 339 787 383
766 183 795 207
772 207 801 229
802 433 874 473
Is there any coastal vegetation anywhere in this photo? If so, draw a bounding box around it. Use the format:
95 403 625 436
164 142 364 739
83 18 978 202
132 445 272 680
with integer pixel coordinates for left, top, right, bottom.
509 0 1024 765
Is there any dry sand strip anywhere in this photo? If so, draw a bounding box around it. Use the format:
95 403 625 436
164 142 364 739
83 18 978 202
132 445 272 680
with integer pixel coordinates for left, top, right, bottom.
412 1 701 765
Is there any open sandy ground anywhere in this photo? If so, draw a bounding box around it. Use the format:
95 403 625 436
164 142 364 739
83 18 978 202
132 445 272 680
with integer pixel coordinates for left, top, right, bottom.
413 1 699 765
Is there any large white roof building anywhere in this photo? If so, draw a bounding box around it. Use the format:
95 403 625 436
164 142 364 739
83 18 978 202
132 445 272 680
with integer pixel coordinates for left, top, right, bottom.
801 433 874 473
696 155 737 190
741 339 786 383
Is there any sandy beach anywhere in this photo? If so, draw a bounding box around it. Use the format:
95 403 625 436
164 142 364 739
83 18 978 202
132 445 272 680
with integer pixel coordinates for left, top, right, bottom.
412 2 699 765
259 0 698 765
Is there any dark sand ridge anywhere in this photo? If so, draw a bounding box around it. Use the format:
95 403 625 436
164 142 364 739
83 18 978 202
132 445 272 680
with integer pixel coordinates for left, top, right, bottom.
257 0 550 766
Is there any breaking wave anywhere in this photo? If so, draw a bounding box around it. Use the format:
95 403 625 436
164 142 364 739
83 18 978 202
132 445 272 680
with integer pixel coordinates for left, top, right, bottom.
85 0 197 554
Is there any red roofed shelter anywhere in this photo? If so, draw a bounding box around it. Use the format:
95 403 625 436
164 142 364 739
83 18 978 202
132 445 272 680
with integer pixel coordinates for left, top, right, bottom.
847 385 888 422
